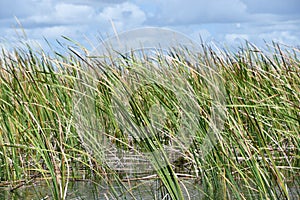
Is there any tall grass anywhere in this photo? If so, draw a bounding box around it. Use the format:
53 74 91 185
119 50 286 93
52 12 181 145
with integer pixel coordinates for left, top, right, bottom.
0 41 299 199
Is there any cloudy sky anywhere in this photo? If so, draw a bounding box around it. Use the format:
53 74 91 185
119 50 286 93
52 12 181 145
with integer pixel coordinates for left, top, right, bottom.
0 0 299 52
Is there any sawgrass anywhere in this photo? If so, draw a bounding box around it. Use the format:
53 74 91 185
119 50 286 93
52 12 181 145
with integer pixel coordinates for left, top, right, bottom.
0 41 299 199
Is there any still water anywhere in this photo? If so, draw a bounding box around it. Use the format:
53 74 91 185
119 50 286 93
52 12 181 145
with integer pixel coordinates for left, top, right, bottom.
0 179 205 200
1 178 299 199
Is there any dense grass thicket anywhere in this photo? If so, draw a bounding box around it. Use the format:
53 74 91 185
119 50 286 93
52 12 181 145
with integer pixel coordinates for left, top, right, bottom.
0 41 299 199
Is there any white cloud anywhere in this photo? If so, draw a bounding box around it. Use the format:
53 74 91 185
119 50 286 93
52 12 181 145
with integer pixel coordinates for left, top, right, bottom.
96 2 146 31
54 3 94 22
225 34 249 45
171 25 212 43
63 0 127 4
23 2 147 38
193 29 212 41
29 26 82 39
0 0 299 51
258 31 300 45
1 1 147 46
25 3 95 26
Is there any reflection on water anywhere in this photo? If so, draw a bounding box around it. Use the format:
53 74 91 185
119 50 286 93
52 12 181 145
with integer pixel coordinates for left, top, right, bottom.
0 179 299 199
0 179 204 200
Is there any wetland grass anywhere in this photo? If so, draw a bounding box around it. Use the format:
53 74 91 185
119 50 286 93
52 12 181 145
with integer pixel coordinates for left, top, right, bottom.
0 41 299 199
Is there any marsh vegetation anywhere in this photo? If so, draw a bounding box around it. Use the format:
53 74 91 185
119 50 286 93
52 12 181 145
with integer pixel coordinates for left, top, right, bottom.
0 41 299 199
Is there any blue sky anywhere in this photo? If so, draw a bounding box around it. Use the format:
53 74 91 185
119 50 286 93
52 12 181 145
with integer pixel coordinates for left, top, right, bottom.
0 0 299 51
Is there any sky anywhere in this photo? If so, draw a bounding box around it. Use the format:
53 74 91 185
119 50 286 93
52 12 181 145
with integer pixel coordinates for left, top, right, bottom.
0 0 299 52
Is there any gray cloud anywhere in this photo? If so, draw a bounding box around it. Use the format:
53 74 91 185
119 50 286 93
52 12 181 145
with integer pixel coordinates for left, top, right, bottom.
0 0 299 51
0 0 54 19
145 0 248 25
243 0 300 16
0 1 147 51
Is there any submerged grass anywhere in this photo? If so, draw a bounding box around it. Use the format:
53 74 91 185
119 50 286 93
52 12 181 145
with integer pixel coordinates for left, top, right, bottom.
0 41 299 199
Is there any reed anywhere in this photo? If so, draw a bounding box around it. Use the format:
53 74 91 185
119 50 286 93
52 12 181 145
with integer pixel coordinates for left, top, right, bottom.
0 41 299 199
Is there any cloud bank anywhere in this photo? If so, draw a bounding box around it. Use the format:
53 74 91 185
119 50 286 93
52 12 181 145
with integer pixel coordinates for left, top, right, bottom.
0 0 299 50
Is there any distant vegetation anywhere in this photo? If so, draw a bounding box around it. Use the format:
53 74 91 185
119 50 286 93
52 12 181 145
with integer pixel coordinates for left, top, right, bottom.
0 40 299 199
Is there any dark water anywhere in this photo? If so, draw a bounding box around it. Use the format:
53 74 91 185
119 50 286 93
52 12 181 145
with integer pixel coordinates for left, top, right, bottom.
0 180 204 200
1 179 299 199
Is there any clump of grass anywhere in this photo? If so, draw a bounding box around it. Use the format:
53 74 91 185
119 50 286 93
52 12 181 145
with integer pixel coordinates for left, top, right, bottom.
0 40 299 200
